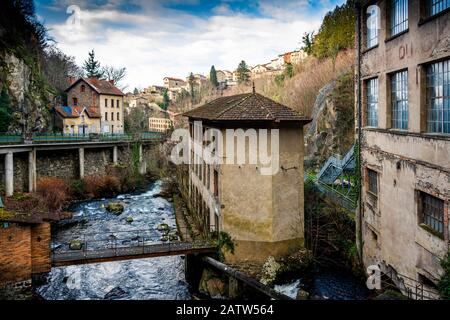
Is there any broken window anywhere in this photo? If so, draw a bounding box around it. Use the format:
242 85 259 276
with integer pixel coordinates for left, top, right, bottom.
420 192 444 236
391 70 408 129
367 169 378 196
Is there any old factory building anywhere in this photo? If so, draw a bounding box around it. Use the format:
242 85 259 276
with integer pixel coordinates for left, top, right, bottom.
357 0 450 297
181 91 311 262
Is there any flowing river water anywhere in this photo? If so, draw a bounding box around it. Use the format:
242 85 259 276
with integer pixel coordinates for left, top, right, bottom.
36 179 368 300
37 180 191 300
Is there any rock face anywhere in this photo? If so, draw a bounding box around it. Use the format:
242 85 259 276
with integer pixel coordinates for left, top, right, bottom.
260 256 281 285
0 53 50 134
199 269 227 298
304 71 355 169
105 202 125 215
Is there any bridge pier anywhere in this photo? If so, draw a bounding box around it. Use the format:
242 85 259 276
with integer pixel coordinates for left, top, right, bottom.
113 146 118 164
79 147 84 178
138 144 146 174
185 253 205 290
5 152 14 196
28 149 36 192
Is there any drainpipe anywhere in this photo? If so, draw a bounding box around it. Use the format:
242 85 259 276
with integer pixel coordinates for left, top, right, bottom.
355 1 363 261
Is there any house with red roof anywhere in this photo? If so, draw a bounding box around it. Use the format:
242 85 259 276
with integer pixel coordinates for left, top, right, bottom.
57 77 125 134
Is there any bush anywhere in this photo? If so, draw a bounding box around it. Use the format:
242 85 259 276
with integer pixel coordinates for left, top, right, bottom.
438 253 450 299
82 174 120 198
36 177 70 211
69 179 85 199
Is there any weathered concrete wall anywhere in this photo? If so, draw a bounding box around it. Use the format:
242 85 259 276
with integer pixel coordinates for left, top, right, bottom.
186 124 305 262
358 0 450 286
84 148 112 176
0 153 28 192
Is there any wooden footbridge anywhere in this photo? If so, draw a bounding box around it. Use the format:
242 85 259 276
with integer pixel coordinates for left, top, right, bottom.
52 228 216 267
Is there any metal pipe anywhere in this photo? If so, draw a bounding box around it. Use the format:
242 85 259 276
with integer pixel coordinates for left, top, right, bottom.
355 0 364 261
202 256 292 300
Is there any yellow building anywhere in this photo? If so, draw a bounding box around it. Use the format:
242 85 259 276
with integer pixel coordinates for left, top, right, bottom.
149 116 172 132
54 106 101 134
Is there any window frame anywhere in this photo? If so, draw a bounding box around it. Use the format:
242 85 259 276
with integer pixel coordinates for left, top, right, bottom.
389 0 409 37
365 77 379 127
418 191 445 238
390 69 409 130
426 58 450 134
367 168 379 197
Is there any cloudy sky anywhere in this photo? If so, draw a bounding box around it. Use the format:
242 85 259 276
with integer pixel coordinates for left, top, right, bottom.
35 0 345 91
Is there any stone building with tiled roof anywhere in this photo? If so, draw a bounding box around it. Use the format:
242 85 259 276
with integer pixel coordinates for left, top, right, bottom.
64 77 125 134
180 90 311 262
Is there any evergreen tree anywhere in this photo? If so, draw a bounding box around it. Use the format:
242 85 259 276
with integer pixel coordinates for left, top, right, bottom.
161 89 170 110
301 32 315 55
133 87 139 95
188 72 195 104
236 60 250 84
209 65 219 88
83 49 103 78
0 86 12 132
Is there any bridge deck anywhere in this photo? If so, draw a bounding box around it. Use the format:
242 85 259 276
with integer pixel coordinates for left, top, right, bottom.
52 241 216 267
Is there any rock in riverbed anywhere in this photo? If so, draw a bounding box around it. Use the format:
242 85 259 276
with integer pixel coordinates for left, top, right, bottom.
105 202 125 215
126 216 134 223
69 239 84 250
157 223 169 232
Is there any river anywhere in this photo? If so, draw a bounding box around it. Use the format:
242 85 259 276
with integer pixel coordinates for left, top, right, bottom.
37 180 191 300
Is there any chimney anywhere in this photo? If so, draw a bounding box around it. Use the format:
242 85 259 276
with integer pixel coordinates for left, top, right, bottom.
109 80 115 85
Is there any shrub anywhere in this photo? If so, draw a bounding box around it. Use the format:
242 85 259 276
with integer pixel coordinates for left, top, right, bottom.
82 174 120 198
69 179 85 199
36 177 70 211
438 253 450 299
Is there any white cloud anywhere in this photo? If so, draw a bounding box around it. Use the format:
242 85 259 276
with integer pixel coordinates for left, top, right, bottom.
46 0 327 90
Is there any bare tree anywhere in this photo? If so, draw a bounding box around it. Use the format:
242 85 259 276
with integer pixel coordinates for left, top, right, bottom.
102 65 127 90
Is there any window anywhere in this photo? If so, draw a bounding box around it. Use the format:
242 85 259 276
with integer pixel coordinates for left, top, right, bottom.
81 85 85 93
105 112 108 121
111 125 114 133
427 59 450 133
111 99 114 108
390 0 408 36
73 97 78 106
105 99 108 107
427 0 450 17
367 169 378 196
117 112 120 121
117 100 120 108
366 78 379 127
420 192 444 235
366 5 379 48
213 169 219 198
111 112 114 121
391 70 408 129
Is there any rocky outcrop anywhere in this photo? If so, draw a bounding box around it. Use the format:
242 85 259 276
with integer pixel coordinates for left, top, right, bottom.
199 269 227 298
304 71 355 169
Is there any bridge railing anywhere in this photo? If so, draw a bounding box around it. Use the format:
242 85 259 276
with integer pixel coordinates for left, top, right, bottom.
0 131 165 145
52 226 216 262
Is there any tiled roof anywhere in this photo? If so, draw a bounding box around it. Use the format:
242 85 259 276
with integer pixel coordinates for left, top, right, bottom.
183 93 311 122
65 78 124 96
55 106 101 118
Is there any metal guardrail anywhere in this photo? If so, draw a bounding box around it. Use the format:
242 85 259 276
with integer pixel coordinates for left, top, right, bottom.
52 226 216 264
0 131 164 145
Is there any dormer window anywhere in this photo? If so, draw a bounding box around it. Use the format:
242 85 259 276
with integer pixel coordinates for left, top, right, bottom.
81 85 85 93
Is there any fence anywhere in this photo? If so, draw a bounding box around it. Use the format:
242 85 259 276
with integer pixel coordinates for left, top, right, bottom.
0 131 164 144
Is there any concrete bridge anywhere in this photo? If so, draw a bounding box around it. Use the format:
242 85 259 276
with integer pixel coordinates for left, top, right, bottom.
0 136 163 196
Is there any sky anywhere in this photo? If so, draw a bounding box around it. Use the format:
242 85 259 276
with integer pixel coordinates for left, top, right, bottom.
35 0 346 91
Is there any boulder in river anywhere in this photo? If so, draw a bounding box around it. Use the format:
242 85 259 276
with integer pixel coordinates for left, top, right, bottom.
104 286 128 300
69 239 84 250
157 223 169 232
126 216 134 223
296 289 310 300
105 202 125 215
160 235 169 242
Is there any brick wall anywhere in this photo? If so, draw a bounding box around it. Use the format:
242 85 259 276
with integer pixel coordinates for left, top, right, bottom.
0 222 51 286
31 223 51 274
0 224 32 285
